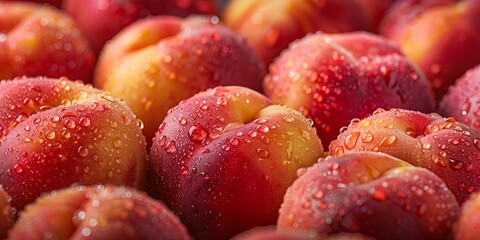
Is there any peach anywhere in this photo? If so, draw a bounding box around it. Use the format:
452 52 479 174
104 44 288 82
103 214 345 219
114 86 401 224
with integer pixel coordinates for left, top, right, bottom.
0 2 96 82
0 187 13 239
222 0 369 65
63 0 216 53
380 0 480 99
9 185 192 239
148 86 324 239
0 77 147 211
264 32 435 146
440 64 480 131
330 108 480 203
94 16 266 146
454 191 480 240
278 152 460 240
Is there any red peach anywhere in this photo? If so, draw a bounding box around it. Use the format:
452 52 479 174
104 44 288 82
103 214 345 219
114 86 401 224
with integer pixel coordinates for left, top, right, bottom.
264 31 435 147
330 108 480 203
278 152 460 240
94 16 266 146
0 2 96 82
440 64 480 131
148 86 324 240
0 77 147 211
63 0 216 53
9 185 192 239
380 0 480 99
222 0 369 65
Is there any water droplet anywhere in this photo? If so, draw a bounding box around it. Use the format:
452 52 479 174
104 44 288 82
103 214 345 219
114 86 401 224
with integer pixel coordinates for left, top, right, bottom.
371 188 387 201
257 148 270 158
13 164 23 174
51 115 60 122
248 131 257 138
179 118 187 125
361 133 373 143
79 117 91 127
65 119 76 129
426 124 439 134
229 138 239 146
46 130 56 140
257 124 269 133
344 132 360 150
113 138 122 148
78 146 89 157
261 135 270 145
165 141 177 153
380 135 396 146
314 190 324 199
449 159 464 170
334 146 345 155
254 118 268 124
188 125 208 142
283 116 295 123
474 138 480 150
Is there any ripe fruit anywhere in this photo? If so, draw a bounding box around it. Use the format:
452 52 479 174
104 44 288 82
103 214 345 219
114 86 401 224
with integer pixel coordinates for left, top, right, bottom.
9 185 192 239
380 0 480 99
149 86 324 239
264 32 435 146
223 0 369 65
94 16 266 145
440 64 480 131
278 152 460 240
330 108 480 203
0 77 147 211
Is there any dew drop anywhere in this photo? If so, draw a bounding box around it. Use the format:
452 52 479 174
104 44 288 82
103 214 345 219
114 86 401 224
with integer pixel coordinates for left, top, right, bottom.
65 119 76 129
257 124 269 133
78 146 89 157
79 117 91 127
449 159 464 170
380 135 396 146
165 141 177 153
344 132 360 150
179 117 187 125
361 133 373 143
474 138 480 150
371 188 387 201
314 190 324 199
257 148 270 158
13 164 23 174
113 138 122 148
283 116 295 123
188 125 208 142
45 130 56 140
229 138 239 146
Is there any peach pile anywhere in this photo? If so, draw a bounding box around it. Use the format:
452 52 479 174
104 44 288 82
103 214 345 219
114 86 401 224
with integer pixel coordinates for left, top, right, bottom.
1 0 480 239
